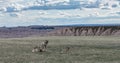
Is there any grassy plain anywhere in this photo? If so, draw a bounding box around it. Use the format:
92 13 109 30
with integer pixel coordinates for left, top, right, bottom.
0 36 120 63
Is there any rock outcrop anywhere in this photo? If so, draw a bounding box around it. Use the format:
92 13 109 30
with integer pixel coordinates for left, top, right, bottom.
49 26 120 36
0 26 120 38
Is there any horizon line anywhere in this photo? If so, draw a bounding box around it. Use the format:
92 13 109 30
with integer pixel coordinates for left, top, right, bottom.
1 24 120 27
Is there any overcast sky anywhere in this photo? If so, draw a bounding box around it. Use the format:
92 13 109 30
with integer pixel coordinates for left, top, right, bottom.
0 0 120 27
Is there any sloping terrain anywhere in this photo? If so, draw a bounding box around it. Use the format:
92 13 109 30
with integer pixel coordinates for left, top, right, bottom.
49 26 120 36
0 25 120 38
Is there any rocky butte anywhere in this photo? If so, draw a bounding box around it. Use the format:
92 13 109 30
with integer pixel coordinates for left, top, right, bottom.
0 24 120 38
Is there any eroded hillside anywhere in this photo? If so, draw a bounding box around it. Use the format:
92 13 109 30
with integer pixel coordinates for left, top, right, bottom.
49 26 120 36
0 26 120 38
